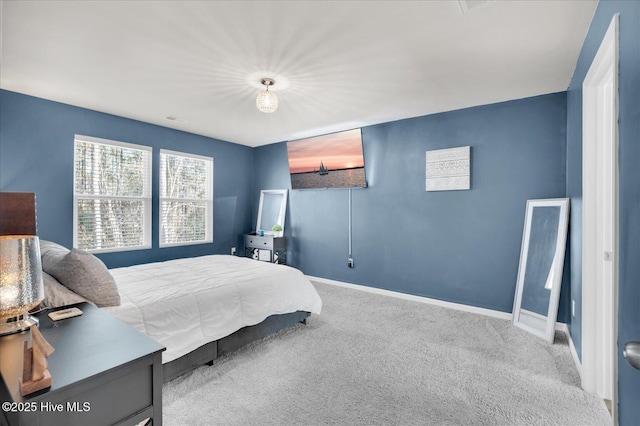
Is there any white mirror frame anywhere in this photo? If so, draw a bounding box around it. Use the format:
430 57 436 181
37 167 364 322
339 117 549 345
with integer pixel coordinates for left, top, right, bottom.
512 198 570 343
256 189 288 235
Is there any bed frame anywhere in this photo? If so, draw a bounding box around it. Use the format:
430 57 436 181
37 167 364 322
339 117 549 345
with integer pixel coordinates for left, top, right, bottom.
163 311 310 382
0 192 312 383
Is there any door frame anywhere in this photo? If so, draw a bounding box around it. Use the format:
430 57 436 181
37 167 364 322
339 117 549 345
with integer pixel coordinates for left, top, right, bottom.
582 13 619 423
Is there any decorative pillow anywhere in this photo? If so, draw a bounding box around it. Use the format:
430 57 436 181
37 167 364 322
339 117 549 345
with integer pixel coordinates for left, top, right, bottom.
41 271 90 309
46 248 121 308
39 240 71 276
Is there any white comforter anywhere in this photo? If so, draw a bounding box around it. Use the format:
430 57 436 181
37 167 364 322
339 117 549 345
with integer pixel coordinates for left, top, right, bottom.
103 255 322 363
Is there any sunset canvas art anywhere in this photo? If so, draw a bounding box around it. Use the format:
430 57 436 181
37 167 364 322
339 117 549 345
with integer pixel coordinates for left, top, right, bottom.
286 129 367 189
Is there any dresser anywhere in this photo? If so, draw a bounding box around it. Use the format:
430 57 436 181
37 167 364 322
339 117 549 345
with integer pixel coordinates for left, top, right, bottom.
243 233 287 264
0 303 165 426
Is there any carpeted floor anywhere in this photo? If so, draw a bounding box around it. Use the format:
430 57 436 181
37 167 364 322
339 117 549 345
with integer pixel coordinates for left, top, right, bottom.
163 281 611 425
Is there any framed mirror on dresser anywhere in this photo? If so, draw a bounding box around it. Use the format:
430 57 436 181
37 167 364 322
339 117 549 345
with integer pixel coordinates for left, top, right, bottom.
256 189 287 236
245 190 288 264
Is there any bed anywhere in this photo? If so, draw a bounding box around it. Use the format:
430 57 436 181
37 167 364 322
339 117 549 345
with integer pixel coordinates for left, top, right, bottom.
105 255 322 381
1 191 322 382
35 239 322 382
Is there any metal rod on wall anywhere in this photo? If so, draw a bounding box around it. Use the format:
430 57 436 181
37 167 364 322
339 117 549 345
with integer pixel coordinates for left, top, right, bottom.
348 188 354 268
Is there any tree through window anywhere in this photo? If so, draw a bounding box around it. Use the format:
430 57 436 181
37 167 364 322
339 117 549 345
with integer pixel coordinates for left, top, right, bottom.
159 150 213 247
73 135 152 252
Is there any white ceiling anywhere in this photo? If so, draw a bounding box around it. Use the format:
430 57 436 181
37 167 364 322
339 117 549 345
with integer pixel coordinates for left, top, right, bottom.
1 0 597 147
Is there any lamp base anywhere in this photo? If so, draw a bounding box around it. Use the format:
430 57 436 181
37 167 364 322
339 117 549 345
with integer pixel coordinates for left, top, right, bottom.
20 369 51 396
0 314 39 336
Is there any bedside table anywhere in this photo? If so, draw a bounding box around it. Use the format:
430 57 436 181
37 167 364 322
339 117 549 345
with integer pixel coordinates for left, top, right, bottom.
0 302 165 426
244 233 286 264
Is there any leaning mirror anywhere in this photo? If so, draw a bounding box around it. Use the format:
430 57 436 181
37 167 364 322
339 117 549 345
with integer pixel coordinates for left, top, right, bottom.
256 189 288 235
512 198 570 343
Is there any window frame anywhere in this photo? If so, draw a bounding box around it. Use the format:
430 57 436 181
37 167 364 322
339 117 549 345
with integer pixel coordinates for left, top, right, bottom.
73 135 152 254
159 149 214 248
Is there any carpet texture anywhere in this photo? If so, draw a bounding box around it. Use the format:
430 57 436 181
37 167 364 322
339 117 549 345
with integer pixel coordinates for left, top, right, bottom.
163 282 610 425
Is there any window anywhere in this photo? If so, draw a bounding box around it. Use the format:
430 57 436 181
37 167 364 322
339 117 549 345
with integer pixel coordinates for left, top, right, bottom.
159 150 213 247
74 135 152 253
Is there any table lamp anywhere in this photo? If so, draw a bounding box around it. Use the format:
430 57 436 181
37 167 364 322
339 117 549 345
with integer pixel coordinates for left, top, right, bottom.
0 235 44 336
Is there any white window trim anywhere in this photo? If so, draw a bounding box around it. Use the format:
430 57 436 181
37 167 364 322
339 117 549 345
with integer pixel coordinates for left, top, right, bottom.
159 149 214 248
73 135 152 253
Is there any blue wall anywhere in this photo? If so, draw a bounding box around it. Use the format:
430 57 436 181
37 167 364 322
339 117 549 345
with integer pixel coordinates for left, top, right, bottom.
0 90 254 268
566 1 640 424
0 88 572 328
254 93 569 317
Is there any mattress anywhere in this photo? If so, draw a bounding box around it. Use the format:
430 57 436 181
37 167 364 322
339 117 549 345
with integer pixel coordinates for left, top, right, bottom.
103 255 322 363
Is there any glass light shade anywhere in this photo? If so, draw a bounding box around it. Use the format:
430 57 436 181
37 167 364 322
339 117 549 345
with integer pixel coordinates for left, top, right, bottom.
0 236 44 319
256 90 278 113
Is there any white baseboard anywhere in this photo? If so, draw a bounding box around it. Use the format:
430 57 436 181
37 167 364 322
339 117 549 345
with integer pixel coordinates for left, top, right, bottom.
556 322 582 379
308 275 582 376
306 275 512 320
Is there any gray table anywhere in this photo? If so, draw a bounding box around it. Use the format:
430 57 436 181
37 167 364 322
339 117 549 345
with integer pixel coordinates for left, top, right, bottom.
0 302 165 426
244 233 287 264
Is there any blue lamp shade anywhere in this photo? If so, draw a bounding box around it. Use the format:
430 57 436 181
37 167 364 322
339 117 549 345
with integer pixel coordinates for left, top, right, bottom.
0 236 44 334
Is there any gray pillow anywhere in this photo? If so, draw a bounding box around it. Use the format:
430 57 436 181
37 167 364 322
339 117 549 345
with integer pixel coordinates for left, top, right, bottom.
46 248 121 308
41 271 90 309
40 240 71 276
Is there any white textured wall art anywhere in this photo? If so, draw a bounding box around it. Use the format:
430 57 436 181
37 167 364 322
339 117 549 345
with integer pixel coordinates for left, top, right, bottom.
426 146 470 191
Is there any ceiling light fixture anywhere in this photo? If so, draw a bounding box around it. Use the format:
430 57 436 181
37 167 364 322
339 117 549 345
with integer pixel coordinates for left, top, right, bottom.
256 78 278 113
